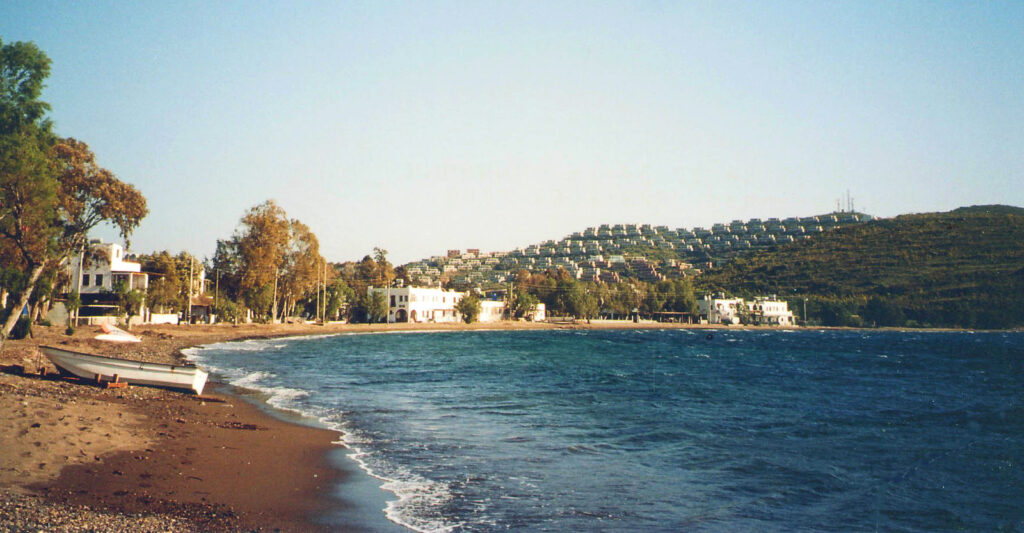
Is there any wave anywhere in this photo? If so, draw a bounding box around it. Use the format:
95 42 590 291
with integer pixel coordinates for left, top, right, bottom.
189 340 460 533
328 422 458 533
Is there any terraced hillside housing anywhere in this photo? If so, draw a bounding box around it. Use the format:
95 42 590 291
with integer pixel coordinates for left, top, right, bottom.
401 211 874 288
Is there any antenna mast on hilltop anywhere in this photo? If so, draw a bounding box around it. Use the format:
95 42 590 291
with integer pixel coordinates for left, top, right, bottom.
836 190 856 213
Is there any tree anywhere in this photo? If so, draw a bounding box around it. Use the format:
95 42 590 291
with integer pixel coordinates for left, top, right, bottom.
64 289 79 332
0 129 58 338
664 279 698 314
508 288 538 320
214 298 244 325
0 39 52 133
278 219 323 318
366 290 388 323
373 247 395 286
0 41 147 346
53 138 147 251
862 297 906 327
455 292 481 324
114 279 144 330
325 278 354 321
235 200 290 321
142 251 185 312
211 236 243 302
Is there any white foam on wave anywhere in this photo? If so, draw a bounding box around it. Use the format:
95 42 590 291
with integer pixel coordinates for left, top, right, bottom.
187 334 461 532
310 412 460 533
183 333 342 363
231 370 275 388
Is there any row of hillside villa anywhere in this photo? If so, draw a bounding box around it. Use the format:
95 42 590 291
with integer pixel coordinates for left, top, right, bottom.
367 285 547 324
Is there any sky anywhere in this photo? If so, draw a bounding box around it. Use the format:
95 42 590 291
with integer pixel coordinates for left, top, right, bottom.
2 1 1022 264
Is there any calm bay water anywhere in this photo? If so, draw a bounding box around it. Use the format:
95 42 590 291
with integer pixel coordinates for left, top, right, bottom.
184 329 1023 532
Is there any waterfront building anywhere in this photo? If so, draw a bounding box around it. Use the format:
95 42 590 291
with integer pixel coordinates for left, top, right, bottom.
368 286 465 323
746 297 795 326
68 240 150 325
697 295 745 325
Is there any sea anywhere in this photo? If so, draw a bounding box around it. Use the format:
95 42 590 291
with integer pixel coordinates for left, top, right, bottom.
183 328 1024 532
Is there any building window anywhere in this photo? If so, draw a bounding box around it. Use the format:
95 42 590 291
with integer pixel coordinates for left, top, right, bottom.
390 295 396 307
82 275 90 287
95 274 103 287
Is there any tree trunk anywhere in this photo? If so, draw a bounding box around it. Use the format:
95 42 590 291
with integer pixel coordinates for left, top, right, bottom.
0 263 46 350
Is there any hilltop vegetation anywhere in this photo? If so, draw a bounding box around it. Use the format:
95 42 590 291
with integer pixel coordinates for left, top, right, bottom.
698 206 1024 329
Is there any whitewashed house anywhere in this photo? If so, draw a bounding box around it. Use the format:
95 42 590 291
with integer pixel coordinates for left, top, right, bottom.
479 300 505 323
69 240 149 324
746 297 795 326
697 295 745 325
368 286 465 323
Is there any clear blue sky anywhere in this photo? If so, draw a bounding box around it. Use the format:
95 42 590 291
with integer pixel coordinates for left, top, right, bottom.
3 1 1021 264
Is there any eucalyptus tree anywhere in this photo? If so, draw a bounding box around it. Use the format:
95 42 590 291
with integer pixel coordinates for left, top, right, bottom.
0 41 147 347
228 200 328 321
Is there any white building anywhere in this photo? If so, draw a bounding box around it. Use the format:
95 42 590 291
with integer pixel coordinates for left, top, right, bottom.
368 286 465 323
746 297 795 326
479 300 505 323
697 295 745 325
69 240 149 324
74 240 148 295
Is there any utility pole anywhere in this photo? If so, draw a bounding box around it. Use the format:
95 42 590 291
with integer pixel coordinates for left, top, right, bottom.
74 247 84 327
272 269 279 323
187 256 193 325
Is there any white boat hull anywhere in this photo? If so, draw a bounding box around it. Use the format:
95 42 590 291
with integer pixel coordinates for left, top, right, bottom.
40 346 208 395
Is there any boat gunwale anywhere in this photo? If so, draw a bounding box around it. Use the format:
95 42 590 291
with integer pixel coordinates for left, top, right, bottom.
39 345 198 369
40 345 208 394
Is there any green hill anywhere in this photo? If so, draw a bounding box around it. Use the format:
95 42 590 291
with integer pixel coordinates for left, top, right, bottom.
698 206 1024 329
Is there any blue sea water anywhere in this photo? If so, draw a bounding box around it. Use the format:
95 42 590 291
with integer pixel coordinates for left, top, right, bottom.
184 329 1024 532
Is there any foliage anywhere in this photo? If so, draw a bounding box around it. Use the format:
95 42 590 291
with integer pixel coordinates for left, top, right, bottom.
236 200 289 306
0 39 52 132
211 237 243 302
214 298 244 324
114 279 144 329
140 251 190 312
53 138 147 250
216 200 329 321
699 208 1024 329
0 40 147 345
278 219 325 318
455 292 481 324
333 252 403 323
64 290 80 326
325 279 354 321
508 288 539 320
366 290 388 323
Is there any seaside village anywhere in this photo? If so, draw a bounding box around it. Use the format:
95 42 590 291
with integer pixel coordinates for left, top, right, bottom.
28 210 876 330
40 225 813 328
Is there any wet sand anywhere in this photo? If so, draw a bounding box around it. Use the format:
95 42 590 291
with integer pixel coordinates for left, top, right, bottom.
0 319 697 531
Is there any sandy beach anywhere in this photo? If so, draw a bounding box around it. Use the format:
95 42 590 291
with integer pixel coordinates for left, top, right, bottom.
1 319 695 531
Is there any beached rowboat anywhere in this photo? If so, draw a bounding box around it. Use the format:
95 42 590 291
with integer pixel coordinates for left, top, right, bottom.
40 345 208 395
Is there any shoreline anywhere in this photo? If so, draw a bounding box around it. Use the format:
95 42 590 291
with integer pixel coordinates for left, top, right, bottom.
0 320 1010 531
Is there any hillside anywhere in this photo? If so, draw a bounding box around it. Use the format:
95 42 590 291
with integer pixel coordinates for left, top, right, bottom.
698 206 1024 329
401 212 873 287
